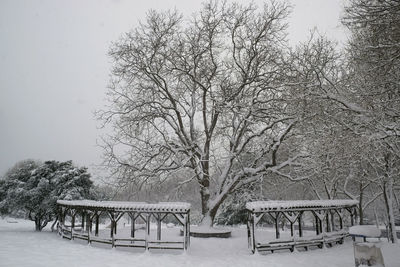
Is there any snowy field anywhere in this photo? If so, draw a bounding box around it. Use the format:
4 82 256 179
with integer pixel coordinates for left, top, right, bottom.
0 218 399 267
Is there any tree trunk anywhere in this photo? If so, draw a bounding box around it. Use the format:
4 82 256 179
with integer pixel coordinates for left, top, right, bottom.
200 186 210 218
387 180 398 243
51 218 58 232
35 218 41 231
200 159 211 217
200 209 217 228
199 188 231 228
383 180 398 243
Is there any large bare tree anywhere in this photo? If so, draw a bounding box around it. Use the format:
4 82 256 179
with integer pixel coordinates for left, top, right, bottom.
99 1 303 226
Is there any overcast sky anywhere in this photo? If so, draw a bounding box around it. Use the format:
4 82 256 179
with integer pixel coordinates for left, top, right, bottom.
0 0 347 178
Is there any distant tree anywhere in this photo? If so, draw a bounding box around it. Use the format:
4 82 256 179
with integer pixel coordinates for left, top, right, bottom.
0 160 96 231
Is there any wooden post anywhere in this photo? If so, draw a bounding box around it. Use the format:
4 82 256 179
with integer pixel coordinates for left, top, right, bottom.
187 212 190 248
95 213 99 236
109 212 115 247
90 217 93 233
86 213 90 232
145 214 150 250
72 213 76 228
130 213 136 238
157 213 162 240
110 220 114 238
250 212 256 253
315 215 320 235
247 214 251 249
147 214 150 235
62 208 66 225
290 222 294 237
71 211 76 240
275 213 280 239
353 207 358 225
339 215 343 229
298 212 303 237
326 213 330 232
350 212 354 226
320 211 326 240
81 211 85 231
320 217 324 234
87 216 91 244
183 214 187 250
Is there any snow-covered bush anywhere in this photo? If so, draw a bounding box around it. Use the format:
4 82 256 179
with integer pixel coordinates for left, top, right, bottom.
0 160 97 231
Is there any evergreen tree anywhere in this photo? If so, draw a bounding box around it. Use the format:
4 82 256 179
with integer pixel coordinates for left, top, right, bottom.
0 160 96 231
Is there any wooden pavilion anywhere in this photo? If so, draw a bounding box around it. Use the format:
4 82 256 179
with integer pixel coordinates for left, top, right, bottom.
246 199 358 253
56 200 191 251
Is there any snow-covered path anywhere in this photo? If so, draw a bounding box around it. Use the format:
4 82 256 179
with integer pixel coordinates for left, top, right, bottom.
0 218 399 267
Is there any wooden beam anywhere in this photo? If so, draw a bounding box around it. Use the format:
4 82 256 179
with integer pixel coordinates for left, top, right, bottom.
171 213 185 226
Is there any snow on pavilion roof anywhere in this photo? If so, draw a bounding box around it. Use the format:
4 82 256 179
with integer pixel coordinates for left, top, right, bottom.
57 200 191 213
246 199 358 212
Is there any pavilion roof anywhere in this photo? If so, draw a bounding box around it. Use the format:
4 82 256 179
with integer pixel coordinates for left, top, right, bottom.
57 200 191 213
246 199 358 212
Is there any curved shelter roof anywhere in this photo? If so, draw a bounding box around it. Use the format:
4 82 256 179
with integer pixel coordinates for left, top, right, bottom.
57 200 191 213
246 199 358 213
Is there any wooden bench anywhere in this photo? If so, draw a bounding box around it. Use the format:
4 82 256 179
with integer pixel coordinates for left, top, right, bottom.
257 239 295 253
294 237 324 251
256 231 348 253
256 241 294 253
323 231 347 247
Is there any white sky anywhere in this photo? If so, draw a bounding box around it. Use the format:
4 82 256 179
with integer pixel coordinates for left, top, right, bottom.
0 0 347 177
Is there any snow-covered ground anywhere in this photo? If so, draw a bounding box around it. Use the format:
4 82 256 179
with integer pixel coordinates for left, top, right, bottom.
0 218 399 267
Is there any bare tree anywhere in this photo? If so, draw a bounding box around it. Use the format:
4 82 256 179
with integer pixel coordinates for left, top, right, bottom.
343 0 400 243
99 1 305 226
286 0 400 242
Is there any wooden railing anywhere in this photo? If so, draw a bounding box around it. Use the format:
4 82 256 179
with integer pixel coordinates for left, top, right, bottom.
57 223 185 250
256 230 348 253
